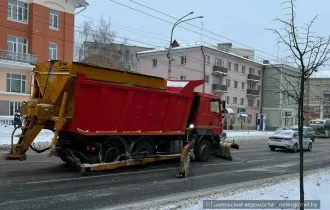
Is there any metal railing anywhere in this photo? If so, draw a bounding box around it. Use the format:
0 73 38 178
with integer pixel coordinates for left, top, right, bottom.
0 49 38 64
213 66 228 75
0 116 14 126
247 74 261 81
212 84 228 92
247 89 260 96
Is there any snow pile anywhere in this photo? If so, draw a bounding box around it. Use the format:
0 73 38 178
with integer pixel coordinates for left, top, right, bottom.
152 169 330 210
225 130 274 138
0 125 53 147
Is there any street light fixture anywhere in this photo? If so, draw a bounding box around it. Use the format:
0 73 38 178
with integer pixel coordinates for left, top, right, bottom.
167 12 203 79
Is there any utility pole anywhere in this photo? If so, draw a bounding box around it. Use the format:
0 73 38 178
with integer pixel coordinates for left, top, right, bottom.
167 12 203 79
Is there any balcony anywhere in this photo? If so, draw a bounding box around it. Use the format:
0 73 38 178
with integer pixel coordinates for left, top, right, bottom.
0 49 38 64
247 89 260 97
247 74 261 82
212 66 228 77
324 90 330 95
212 84 228 93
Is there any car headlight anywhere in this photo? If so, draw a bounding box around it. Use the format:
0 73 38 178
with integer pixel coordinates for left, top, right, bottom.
189 124 194 129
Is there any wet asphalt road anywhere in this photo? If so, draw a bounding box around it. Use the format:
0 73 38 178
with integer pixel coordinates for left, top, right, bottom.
0 138 329 210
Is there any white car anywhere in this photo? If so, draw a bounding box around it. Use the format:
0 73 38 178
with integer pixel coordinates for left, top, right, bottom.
268 130 313 152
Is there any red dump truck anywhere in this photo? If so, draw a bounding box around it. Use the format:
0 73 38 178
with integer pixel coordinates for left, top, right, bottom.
5 61 239 177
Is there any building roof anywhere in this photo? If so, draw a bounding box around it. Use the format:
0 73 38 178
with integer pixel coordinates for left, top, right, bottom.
263 63 299 72
137 44 264 66
74 0 89 8
309 70 330 79
80 54 132 72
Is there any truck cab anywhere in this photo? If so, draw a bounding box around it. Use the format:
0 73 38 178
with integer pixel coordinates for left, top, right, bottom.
188 92 224 136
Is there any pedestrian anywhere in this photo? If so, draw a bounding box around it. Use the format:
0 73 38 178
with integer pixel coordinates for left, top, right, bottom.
13 110 22 128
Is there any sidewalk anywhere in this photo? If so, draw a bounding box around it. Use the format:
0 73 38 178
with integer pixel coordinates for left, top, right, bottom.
224 130 274 142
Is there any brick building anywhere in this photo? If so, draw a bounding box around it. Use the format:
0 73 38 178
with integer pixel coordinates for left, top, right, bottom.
0 0 88 117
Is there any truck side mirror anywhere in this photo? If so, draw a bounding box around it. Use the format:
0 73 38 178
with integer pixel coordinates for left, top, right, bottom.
222 101 226 110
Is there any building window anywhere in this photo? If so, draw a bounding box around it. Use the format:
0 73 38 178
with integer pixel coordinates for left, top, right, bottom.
180 75 186 80
315 107 320 113
258 70 261 75
205 55 210 64
8 0 28 23
234 63 238 72
226 96 230 104
48 43 58 60
227 61 232 70
315 85 320 91
233 97 237 105
152 59 157 67
240 98 244 106
249 68 255 74
248 83 254 89
49 9 59 29
242 66 246 74
180 56 186 64
6 74 26 93
248 99 254 107
226 79 230 87
315 96 320 102
242 82 245 90
9 102 23 116
215 58 222 66
234 81 238 89
205 75 209 84
7 35 27 54
257 100 260 107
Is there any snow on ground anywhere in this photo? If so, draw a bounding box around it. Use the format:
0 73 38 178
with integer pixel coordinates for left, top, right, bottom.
0 124 274 146
0 125 53 145
150 168 330 210
225 130 274 138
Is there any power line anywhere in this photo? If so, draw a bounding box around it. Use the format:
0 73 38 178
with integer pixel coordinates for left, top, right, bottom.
127 0 283 61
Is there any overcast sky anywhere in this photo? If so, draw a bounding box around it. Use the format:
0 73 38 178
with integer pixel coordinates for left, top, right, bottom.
75 0 330 75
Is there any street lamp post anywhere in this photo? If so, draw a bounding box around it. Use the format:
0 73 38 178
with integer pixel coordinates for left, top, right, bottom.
167 12 203 79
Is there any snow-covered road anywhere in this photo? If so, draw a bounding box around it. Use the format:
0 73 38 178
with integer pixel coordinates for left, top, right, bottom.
138 168 330 210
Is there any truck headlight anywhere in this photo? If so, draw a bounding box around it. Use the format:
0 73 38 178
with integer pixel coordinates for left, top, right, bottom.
189 124 194 129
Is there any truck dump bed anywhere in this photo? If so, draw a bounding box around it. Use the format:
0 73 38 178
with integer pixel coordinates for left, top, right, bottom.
65 74 202 135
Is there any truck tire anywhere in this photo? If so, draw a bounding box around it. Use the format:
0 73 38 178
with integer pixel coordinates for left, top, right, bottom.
132 140 154 156
196 139 211 162
103 141 126 163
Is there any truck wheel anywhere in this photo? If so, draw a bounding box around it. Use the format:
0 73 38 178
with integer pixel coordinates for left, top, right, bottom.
103 141 126 163
132 140 154 156
196 139 211 162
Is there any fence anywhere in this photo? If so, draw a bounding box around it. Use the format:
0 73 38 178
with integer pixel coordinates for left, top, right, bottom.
0 116 13 126
0 49 38 64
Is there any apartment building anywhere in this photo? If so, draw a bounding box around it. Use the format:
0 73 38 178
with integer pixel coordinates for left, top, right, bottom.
262 63 300 130
137 43 263 130
0 0 88 116
304 77 330 122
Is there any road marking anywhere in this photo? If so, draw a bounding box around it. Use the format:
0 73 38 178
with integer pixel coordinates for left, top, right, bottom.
203 151 330 167
25 167 177 184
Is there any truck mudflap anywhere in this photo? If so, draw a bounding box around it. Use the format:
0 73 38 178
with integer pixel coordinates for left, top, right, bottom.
212 140 239 161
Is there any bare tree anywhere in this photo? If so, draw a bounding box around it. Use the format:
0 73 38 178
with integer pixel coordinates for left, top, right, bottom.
266 0 330 209
74 15 117 61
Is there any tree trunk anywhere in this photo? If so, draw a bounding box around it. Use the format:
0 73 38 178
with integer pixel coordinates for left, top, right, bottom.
299 77 305 210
